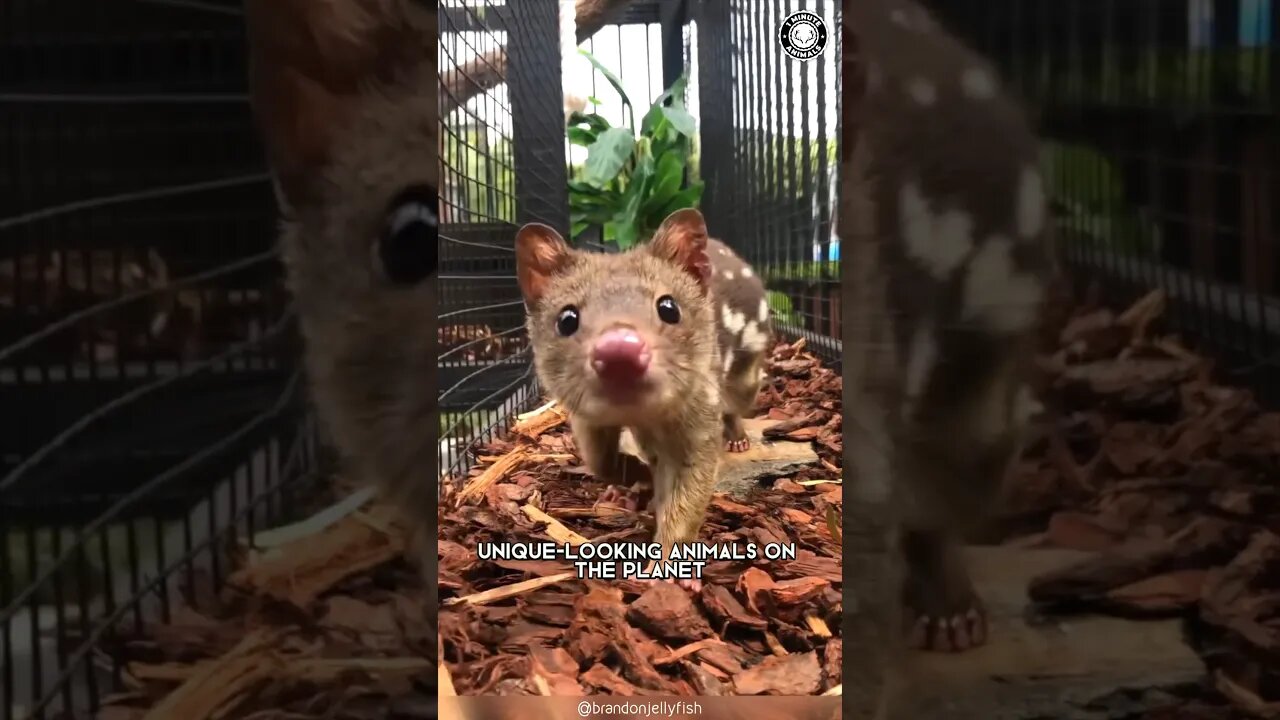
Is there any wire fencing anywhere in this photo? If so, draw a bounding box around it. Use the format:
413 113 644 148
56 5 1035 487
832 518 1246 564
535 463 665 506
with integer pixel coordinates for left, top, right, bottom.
930 0 1280 403
1 2 323 717
437 0 568 478
695 0 843 367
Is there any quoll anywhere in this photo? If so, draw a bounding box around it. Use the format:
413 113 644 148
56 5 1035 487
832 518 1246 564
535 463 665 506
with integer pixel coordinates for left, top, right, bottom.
514 209 770 591
842 0 1056 653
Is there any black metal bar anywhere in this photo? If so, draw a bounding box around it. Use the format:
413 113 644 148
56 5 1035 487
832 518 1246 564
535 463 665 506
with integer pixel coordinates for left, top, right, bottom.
508 0 570 232
660 0 688 90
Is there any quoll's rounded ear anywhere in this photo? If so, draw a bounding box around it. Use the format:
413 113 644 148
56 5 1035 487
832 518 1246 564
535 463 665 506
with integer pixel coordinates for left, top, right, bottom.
649 208 711 291
515 223 574 306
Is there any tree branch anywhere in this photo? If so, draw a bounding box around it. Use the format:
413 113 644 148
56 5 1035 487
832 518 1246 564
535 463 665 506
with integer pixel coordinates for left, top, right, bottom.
440 0 634 116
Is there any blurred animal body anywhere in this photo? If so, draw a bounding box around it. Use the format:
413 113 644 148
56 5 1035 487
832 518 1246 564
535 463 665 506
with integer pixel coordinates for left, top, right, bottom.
842 0 1054 656
244 0 440 580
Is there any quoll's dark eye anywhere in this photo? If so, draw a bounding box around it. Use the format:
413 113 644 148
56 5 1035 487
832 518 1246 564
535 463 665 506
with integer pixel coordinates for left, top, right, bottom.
556 306 580 336
377 185 438 285
656 295 680 324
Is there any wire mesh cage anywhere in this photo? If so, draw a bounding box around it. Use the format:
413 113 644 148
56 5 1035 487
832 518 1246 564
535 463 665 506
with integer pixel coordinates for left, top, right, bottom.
438 0 569 476
928 0 1280 405
695 0 843 366
1 2 325 717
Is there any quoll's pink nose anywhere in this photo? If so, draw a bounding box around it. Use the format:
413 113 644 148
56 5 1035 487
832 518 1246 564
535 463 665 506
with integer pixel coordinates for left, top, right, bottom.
591 328 651 382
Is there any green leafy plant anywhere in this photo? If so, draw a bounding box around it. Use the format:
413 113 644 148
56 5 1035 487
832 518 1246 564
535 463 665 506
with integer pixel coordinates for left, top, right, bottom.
1041 141 1162 258
766 290 802 327
566 50 704 249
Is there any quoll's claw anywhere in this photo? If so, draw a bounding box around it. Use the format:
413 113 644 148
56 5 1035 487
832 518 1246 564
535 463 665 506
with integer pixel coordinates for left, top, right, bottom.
597 485 639 511
641 576 703 593
725 437 751 453
676 577 703 593
904 605 989 652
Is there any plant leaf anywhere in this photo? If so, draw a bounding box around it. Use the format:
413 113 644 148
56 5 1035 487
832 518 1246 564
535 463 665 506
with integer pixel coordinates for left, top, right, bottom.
767 290 794 314
568 179 607 196
567 127 597 147
657 182 703 218
650 72 688 110
642 152 684 216
567 111 612 133
579 49 633 110
571 203 614 225
583 128 636 187
641 102 667 137
613 217 640 249
662 105 697 137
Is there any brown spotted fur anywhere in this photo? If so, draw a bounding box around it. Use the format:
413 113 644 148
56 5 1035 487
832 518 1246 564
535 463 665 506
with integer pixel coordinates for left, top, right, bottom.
843 0 1056 668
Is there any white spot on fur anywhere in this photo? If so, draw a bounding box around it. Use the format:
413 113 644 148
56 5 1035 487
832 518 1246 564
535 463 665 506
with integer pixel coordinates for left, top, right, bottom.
757 297 770 322
723 270 735 280
1017 166 1047 239
1013 385 1043 426
740 321 768 353
740 266 753 278
721 304 747 334
962 235 1044 332
719 247 729 256
900 182 974 279
902 323 937 416
723 352 734 374
961 66 997 99
907 77 937 105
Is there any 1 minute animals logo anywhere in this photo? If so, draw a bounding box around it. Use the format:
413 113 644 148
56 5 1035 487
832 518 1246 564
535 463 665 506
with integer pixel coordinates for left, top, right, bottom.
778 10 828 61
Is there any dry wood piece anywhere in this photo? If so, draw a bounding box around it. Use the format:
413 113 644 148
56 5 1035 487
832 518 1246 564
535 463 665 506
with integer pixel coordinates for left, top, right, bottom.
732 651 823 695
627 583 715 643
140 629 283 720
456 446 535 505
521 504 590 546
512 401 569 438
228 507 403 608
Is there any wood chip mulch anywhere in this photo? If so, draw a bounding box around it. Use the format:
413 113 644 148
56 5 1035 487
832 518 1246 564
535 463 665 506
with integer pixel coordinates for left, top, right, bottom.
90 339 843 718
437 338 845 698
91 499 437 720
1006 287 1280 718
89 287 1280 717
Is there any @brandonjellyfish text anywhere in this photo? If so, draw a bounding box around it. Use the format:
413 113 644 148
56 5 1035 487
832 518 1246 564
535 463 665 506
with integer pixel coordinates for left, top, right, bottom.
476 541 798 580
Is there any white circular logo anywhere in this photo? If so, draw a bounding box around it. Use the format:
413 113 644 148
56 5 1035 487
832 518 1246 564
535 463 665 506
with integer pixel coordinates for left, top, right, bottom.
778 11 828 61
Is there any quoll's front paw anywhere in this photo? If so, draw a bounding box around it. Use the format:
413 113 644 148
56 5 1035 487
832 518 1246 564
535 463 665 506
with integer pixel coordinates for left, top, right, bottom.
639 560 703 593
670 576 703 593
902 562 989 653
722 418 751 453
596 484 640 511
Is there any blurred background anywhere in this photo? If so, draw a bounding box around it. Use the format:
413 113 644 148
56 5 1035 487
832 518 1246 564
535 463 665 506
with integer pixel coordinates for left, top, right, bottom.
0 0 1277 717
